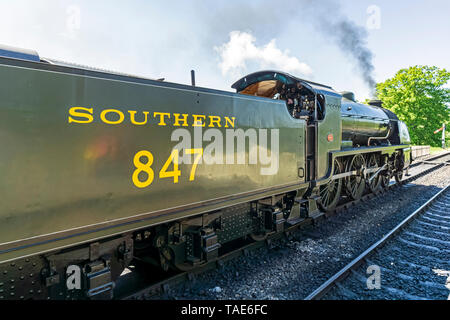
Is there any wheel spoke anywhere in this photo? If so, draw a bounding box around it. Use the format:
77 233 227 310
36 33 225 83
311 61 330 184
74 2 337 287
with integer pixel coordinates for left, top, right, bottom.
323 193 329 206
346 154 366 200
319 159 342 212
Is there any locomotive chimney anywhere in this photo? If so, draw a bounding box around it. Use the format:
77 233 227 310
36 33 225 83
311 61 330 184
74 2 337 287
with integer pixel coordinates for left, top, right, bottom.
368 99 382 108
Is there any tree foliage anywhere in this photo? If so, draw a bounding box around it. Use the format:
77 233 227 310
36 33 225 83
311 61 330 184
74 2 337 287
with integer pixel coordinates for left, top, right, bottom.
375 65 450 146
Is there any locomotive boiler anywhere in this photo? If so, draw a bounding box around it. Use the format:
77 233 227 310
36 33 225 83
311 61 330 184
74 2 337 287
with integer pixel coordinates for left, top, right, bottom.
0 46 411 300
340 92 405 147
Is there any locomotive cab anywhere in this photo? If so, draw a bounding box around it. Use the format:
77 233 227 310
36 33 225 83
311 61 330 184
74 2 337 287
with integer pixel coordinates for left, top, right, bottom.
233 71 343 182
232 70 325 122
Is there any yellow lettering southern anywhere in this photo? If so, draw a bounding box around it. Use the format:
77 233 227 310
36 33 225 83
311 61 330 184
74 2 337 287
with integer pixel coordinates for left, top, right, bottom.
192 114 206 127
153 112 170 126
129 110 149 125
224 116 236 128
208 116 222 128
68 107 94 124
173 113 189 127
68 107 237 129
100 109 125 125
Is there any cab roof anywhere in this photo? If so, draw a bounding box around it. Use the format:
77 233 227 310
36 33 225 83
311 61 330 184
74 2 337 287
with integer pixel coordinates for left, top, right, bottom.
231 70 337 96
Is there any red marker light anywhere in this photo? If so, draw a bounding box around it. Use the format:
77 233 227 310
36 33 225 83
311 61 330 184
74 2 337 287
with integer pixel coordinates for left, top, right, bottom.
327 134 334 142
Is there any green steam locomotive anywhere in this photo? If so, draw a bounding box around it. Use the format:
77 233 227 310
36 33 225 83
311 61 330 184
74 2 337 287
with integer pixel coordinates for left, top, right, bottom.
0 45 411 299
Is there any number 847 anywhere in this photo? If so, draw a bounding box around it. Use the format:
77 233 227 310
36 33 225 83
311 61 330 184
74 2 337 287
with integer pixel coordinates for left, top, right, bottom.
132 148 203 188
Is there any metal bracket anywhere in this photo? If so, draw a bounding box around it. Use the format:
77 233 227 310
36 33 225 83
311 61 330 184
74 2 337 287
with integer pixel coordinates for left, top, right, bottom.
45 273 60 287
89 242 100 261
202 230 221 261
307 196 323 219
84 258 114 299
272 210 285 233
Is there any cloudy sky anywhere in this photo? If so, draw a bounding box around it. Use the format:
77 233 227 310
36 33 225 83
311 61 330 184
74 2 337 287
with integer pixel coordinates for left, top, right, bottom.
0 0 449 100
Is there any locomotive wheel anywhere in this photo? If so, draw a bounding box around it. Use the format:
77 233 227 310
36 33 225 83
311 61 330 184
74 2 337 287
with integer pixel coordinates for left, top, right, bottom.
319 158 343 212
366 154 381 192
175 261 197 272
380 171 391 188
394 154 405 185
250 232 268 242
394 170 403 185
250 209 270 241
346 154 366 200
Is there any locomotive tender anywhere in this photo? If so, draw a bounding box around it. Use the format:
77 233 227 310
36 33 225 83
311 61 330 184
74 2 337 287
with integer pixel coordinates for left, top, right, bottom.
0 45 411 299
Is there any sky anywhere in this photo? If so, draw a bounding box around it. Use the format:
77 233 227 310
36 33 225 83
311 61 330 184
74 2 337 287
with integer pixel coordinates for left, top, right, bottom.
0 0 449 101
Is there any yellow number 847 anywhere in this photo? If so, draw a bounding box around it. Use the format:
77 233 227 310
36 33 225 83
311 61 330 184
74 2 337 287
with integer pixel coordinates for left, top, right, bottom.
132 148 203 188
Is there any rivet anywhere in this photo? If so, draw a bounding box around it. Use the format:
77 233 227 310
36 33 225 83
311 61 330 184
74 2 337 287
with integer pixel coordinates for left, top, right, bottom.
10 292 14 296
18 266 23 271
29 273 33 277
20 276 24 280
25 259 30 263
37 290 41 294
10 263 15 267
0 282 3 286
3 271 7 275
10 286 14 290
10 279 14 283
20 296 24 300
29 290 34 294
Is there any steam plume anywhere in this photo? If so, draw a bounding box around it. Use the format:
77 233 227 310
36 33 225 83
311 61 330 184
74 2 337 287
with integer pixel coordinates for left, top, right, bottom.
214 31 312 77
206 0 376 92
313 12 377 91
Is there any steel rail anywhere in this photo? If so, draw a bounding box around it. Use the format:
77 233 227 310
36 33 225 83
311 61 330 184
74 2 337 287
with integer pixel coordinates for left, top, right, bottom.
304 183 450 300
410 151 450 168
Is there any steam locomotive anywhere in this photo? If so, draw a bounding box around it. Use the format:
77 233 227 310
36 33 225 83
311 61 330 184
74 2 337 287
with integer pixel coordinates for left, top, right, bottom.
0 45 411 299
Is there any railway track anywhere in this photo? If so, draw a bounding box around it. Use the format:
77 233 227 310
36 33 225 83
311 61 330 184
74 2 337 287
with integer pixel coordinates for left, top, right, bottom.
118 151 450 300
305 183 450 300
410 151 450 168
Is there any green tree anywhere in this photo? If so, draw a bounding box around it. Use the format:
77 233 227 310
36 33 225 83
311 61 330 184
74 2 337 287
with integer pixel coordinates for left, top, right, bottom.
375 65 450 146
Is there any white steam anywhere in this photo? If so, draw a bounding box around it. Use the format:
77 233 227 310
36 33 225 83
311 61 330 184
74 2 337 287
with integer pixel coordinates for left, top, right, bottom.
214 31 312 77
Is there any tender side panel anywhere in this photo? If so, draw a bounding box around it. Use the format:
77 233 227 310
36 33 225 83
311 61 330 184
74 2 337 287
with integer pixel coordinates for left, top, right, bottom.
0 62 303 261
